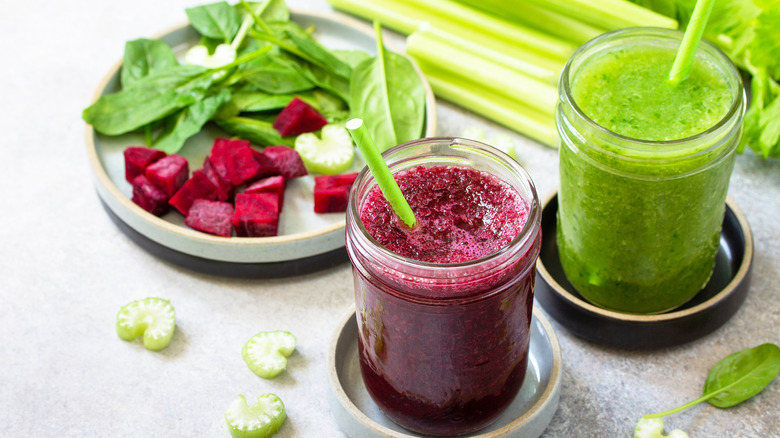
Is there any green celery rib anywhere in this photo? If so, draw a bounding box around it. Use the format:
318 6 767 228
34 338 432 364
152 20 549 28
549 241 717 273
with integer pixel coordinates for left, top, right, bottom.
412 25 563 85
451 0 607 45
326 0 423 34
328 0 575 63
522 0 678 30
407 31 558 115
418 61 557 148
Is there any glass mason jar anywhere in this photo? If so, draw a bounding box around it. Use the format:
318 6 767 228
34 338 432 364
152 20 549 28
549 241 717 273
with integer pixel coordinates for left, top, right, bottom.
345 138 541 436
556 28 745 314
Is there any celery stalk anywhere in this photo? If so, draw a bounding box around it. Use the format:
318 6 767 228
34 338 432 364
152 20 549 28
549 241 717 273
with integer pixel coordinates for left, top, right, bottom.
395 0 576 61
418 61 557 148
452 0 607 44
412 26 563 85
407 32 558 114
521 0 678 30
327 0 575 62
326 0 423 35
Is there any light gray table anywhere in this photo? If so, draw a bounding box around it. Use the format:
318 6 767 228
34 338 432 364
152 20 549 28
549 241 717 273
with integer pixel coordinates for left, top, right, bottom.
1 1 777 436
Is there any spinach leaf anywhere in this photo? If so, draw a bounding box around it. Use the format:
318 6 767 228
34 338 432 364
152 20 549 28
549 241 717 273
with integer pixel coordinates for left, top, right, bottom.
703 343 780 408
289 57 351 104
641 343 780 422
237 50 315 94
83 65 214 136
216 116 292 146
121 38 178 88
272 22 353 80
186 1 241 42
349 22 426 152
152 88 233 154
332 49 371 69
228 90 322 113
313 89 349 123
238 0 289 23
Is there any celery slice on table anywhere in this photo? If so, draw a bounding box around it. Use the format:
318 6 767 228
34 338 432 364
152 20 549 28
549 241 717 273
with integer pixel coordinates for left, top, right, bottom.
295 124 355 175
225 394 286 438
116 298 176 351
460 127 518 159
242 330 297 379
634 418 689 438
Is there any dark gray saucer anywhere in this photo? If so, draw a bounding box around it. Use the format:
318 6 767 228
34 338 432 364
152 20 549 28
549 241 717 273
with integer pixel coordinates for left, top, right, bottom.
535 194 753 349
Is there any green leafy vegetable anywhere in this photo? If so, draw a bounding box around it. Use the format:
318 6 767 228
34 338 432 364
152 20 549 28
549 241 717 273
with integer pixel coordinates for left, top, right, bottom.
121 38 178 88
84 0 424 156
153 89 233 153
186 1 241 42
116 297 176 351
225 394 286 438
216 116 290 146
635 344 780 435
242 330 297 379
350 21 425 152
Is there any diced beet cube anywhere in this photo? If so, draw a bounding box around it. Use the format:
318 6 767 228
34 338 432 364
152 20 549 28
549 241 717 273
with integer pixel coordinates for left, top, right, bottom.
208 137 251 181
124 146 166 182
313 173 359 213
262 146 308 179
272 97 328 136
203 157 232 202
250 149 281 180
131 175 169 216
144 154 189 197
245 176 286 212
185 199 234 237
169 170 218 216
232 193 280 237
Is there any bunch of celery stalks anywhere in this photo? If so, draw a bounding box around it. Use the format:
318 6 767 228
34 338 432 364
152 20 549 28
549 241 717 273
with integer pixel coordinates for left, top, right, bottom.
327 0 774 158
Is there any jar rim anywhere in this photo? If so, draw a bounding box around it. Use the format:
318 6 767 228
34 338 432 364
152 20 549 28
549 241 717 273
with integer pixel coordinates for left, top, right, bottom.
559 27 744 157
347 137 541 281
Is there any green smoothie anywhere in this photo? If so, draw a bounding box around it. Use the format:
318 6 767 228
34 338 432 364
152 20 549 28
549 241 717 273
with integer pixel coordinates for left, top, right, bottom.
556 29 744 314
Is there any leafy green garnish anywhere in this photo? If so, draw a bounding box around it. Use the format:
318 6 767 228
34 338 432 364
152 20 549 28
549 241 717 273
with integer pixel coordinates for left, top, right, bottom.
635 343 780 435
186 1 241 42
121 38 178 88
349 21 426 152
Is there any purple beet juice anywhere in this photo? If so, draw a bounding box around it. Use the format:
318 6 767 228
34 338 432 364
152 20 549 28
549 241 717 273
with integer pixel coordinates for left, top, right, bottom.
345 138 541 436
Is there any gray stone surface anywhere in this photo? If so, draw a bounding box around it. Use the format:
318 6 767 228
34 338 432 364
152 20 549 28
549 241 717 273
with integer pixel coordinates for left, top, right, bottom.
1 0 778 437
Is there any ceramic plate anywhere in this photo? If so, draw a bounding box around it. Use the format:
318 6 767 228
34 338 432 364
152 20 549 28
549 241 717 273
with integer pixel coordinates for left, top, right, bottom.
85 11 437 273
327 307 562 438
535 193 753 349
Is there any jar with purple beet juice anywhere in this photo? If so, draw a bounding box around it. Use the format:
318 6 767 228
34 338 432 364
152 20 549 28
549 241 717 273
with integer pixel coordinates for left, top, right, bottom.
345 138 541 436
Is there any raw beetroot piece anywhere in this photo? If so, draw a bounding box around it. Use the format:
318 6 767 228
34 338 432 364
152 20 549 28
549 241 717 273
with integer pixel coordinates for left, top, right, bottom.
203 157 232 201
124 146 166 182
169 170 218 215
144 154 189 197
232 193 280 237
272 97 328 136
262 146 308 179
185 199 234 237
131 175 170 216
313 173 359 213
250 149 281 180
208 138 252 184
245 176 286 212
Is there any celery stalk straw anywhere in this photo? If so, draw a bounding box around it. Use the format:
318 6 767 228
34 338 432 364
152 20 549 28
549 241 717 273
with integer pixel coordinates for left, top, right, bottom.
346 118 417 228
668 0 715 85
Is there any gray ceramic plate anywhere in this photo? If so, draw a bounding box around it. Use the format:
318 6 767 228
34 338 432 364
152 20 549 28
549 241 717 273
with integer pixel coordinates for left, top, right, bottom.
85 11 436 267
327 307 562 438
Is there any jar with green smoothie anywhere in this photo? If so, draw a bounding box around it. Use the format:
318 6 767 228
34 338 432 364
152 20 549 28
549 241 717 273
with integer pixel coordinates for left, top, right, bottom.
556 28 745 314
